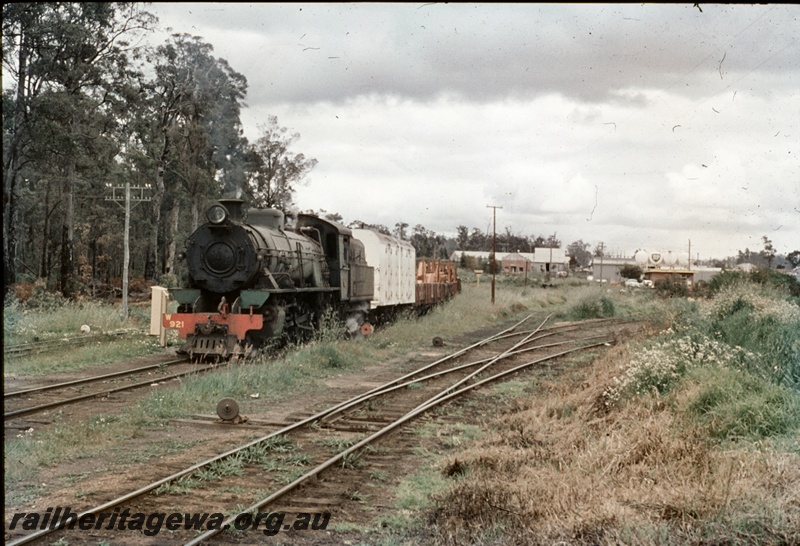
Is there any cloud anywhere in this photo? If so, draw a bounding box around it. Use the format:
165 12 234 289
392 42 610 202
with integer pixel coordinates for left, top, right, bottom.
147 3 800 258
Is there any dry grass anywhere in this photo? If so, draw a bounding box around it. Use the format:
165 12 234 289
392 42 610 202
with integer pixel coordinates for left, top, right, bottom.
433 344 800 545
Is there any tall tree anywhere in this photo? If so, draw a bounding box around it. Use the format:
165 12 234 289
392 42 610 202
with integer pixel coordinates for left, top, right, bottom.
2 4 42 296
761 235 775 269
2 2 155 296
455 225 469 250
567 239 592 268
244 116 318 215
133 33 248 279
394 222 409 240
467 228 486 251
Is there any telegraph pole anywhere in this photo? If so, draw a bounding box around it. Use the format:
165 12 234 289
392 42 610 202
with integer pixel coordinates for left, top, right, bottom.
688 239 692 270
487 205 502 304
106 182 151 319
597 241 605 282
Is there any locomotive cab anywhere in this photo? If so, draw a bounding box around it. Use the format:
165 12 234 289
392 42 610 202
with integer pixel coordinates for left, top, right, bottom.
296 214 373 304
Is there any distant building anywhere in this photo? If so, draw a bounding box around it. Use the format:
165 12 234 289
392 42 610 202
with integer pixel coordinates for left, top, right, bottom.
501 252 532 274
644 268 695 288
533 248 568 274
693 267 723 283
590 248 723 287
449 249 568 275
590 256 637 283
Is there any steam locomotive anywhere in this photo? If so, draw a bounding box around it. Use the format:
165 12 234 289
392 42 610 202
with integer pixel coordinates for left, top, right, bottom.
162 199 460 360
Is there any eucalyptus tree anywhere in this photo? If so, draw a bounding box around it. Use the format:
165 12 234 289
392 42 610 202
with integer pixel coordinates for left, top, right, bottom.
411 224 448 258
567 239 592 269
244 115 318 217
455 225 469 250
467 228 488 251
394 222 409 241
2 2 155 296
138 33 248 279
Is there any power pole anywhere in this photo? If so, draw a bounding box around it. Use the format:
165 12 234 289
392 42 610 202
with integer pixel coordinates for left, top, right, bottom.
106 182 151 319
487 205 502 304
597 241 605 282
688 239 692 270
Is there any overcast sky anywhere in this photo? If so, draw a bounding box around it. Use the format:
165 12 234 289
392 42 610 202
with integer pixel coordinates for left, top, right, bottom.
146 3 799 260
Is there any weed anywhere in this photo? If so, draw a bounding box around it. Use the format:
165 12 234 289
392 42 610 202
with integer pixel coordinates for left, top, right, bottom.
567 295 616 320
370 470 389 482
681 366 800 441
153 476 200 496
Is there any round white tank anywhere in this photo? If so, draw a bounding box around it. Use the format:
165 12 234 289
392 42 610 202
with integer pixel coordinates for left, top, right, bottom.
634 249 649 265
649 251 664 266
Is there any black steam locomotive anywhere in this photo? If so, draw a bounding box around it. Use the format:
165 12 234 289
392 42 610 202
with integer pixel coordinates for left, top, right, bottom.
163 199 459 359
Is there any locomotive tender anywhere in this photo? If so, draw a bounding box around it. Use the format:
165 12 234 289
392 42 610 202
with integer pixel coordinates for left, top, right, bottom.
162 199 460 359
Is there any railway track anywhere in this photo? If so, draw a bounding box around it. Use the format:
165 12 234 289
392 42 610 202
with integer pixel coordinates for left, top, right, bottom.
4 329 149 358
4 358 211 423
5 315 641 545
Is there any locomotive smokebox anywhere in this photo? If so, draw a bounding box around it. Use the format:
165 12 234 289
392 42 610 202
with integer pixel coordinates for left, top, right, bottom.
218 199 244 222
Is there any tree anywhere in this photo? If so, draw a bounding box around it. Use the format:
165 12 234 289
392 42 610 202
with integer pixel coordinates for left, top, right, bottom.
467 228 486 250
567 239 592 269
244 116 317 216
761 235 776 269
455 225 469 250
394 222 408 240
544 233 561 249
137 33 249 279
787 250 800 268
619 264 643 280
2 3 155 295
499 227 530 254
350 220 390 235
594 242 606 258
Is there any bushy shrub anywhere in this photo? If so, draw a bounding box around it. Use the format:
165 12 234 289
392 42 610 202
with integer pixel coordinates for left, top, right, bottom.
654 277 689 298
684 366 800 440
606 277 800 444
700 284 800 389
10 279 67 309
709 268 800 297
604 334 756 403
567 296 615 320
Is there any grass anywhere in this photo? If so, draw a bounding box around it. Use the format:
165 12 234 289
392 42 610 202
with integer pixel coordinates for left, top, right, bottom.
4 338 165 376
3 279 645 487
3 296 159 375
680 366 800 440
15 270 800 543
410 278 800 545
3 298 150 345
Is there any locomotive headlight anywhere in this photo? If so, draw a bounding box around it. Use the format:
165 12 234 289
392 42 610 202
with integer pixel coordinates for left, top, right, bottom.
206 204 228 225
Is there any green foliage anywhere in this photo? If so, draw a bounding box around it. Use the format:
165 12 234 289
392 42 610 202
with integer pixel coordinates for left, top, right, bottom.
3 297 145 349
567 295 616 320
708 268 800 297
654 276 689 298
685 366 800 440
607 276 800 442
618 264 643 280
703 285 800 390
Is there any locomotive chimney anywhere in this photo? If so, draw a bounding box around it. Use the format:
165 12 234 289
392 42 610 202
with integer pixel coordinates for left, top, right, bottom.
218 199 244 222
